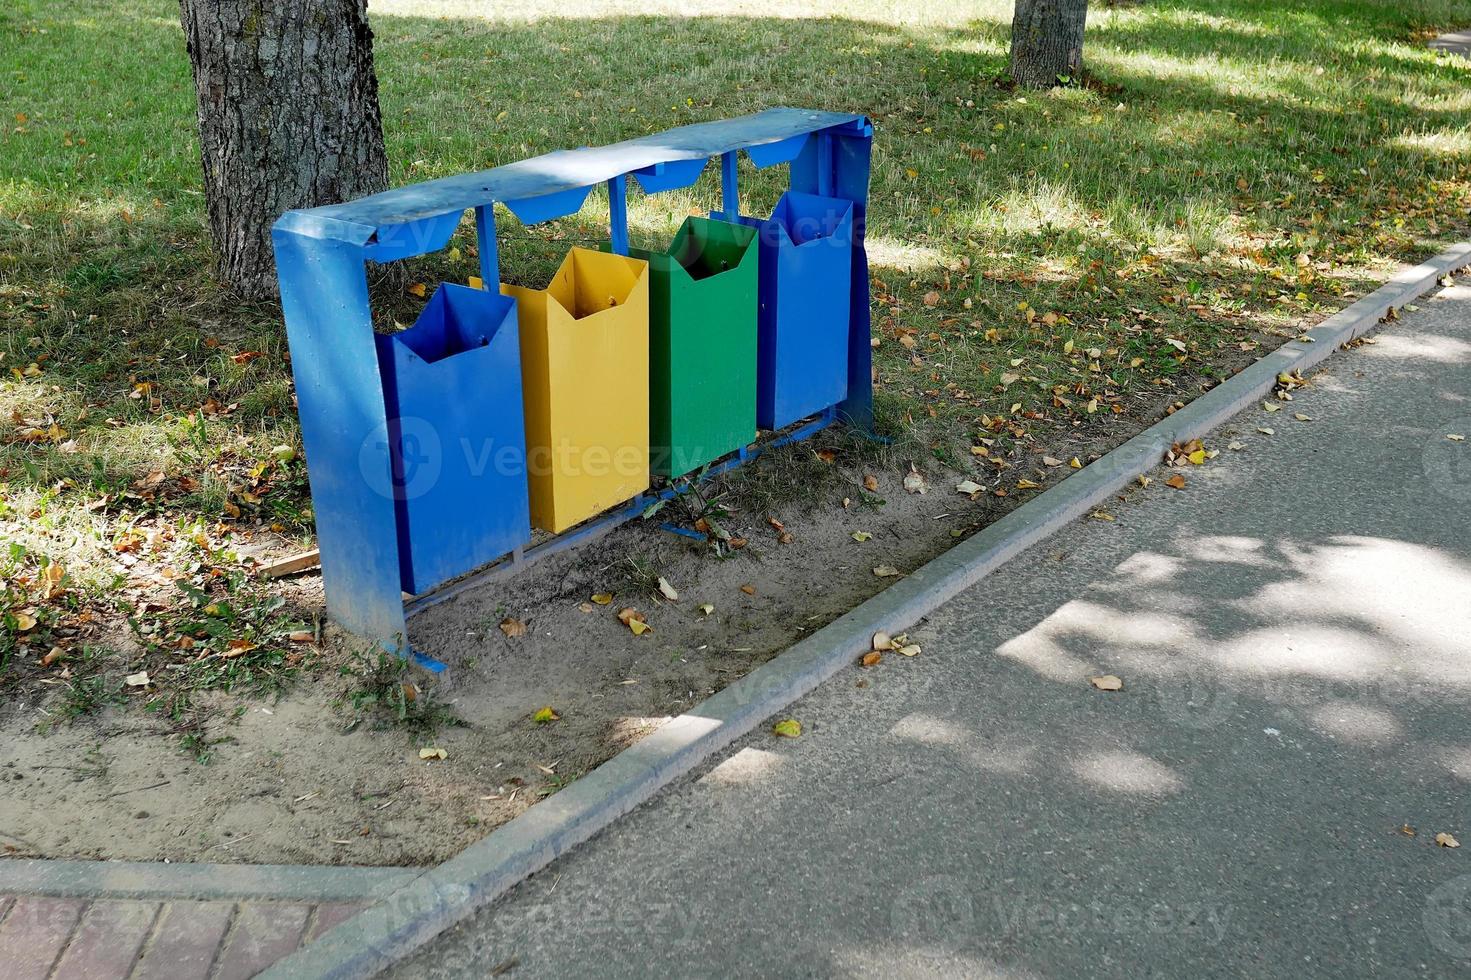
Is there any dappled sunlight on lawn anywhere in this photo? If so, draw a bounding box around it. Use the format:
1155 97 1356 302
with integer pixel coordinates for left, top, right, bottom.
371 0 1007 28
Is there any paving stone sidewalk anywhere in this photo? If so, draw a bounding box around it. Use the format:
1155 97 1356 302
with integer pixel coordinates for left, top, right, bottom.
0 894 364 980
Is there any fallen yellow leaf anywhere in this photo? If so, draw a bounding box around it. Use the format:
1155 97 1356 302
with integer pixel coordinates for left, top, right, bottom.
772 719 802 738
1090 674 1123 691
419 747 447 760
533 706 560 724
591 593 613 605
1436 832 1460 848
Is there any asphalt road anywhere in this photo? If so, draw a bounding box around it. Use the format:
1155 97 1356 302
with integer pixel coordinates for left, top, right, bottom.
394 280 1471 978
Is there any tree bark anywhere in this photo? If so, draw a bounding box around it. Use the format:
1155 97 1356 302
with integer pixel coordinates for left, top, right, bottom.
1008 0 1088 90
179 0 390 300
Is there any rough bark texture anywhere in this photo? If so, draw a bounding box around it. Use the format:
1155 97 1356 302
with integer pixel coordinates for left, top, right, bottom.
179 0 390 300
1008 0 1088 90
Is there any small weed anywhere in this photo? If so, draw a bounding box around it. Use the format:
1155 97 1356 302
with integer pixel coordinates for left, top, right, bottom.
59 674 118 719
338 648 464 735
178 730 233 766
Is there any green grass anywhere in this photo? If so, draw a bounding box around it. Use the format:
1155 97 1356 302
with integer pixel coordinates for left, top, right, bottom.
2 0 1469 701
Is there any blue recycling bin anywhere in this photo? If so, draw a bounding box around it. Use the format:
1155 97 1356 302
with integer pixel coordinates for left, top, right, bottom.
734 191 854 430
374 283 531 594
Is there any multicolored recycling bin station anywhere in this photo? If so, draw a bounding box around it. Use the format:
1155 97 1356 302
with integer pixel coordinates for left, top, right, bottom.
272 108 875 668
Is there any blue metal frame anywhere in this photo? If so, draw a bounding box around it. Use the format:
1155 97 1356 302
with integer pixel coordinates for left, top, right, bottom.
272 108 875 661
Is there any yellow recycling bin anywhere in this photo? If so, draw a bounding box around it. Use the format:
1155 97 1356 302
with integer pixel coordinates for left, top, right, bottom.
503 247 651 533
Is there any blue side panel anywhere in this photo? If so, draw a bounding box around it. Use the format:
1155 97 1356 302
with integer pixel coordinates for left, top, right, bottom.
631 158 708 193
375 284 532 594
270 226 410 653
502 185 594 225
363 210 463 263
745 133 809 169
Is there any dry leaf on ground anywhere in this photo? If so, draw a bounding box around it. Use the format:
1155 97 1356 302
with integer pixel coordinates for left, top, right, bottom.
772 719 802 738
1089 674 1123 691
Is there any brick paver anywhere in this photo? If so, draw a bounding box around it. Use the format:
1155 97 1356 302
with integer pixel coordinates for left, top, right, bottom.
0 896 87 979
210 902 312 980
304 901 367 943
52 900 159 980
0 894 365 978
129 900 235 980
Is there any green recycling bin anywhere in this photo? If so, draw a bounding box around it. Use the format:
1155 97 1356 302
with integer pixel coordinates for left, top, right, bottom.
630 216 759 477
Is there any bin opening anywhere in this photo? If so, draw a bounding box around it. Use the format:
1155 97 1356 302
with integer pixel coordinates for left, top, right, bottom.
670 218 753 282
768 191 851 247
394 282 506 364
547 248 645 320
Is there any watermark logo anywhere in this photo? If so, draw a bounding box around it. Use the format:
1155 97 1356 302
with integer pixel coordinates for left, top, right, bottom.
1152 662 1238 730
1423 417 1471 502
890 875 975 956
1425 874 1471 960
360 416 443 501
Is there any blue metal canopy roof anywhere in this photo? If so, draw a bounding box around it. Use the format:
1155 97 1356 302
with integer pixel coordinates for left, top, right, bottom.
276 107 870 244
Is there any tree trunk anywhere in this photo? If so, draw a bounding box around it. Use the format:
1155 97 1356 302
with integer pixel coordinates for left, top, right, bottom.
1008 0 1088 90
179 0 390 300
